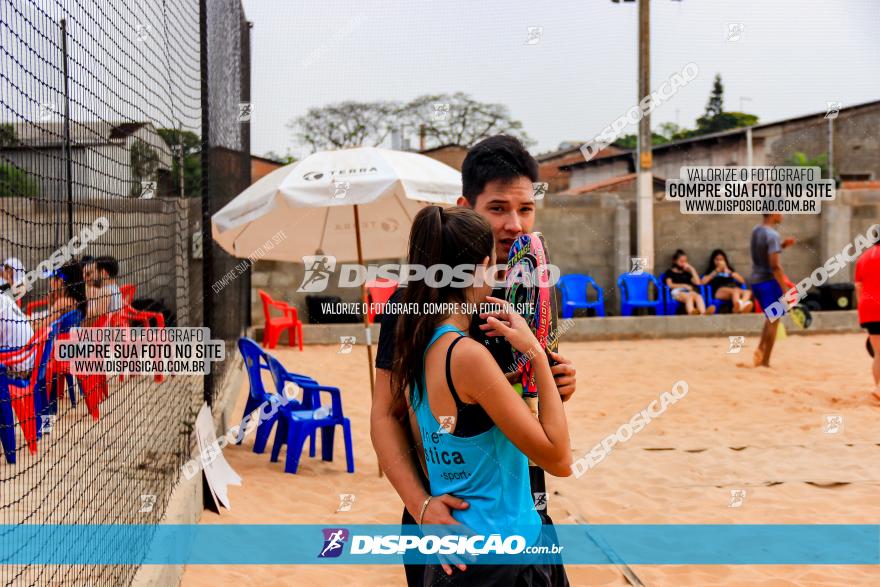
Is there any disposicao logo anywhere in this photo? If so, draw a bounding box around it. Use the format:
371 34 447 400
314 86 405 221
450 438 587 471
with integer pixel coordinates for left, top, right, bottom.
318 528 349 558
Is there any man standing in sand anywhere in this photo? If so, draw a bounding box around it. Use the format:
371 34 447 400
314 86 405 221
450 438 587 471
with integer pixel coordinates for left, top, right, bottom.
371 135 576 586
750 213 796 367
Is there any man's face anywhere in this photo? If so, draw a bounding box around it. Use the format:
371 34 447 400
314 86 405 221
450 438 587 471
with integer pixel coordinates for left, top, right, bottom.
768 213 783 225
83 263 99 286
458 176 536 263
1 266 12 284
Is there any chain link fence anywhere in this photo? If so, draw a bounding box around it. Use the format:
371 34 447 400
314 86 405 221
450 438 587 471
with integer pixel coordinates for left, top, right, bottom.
0 0 250 584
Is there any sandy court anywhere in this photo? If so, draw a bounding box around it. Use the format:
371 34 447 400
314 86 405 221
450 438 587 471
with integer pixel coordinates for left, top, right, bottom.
181 332 880 587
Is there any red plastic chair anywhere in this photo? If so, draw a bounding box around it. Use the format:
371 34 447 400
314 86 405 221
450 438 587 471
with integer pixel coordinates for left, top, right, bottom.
366 279 398 323
25 298 49 316
120 305 166 382
0 326 53 454
50 316 115 420
120 284 136 306
259 290 303 350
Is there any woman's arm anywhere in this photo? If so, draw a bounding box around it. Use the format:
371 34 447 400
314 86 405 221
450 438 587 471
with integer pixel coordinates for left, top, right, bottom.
700 270 716 285
732 271 746 284
455 344 571 476
456 300 571 476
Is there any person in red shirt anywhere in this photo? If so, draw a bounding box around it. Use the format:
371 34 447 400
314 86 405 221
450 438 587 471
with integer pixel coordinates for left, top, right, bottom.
855 236 880 402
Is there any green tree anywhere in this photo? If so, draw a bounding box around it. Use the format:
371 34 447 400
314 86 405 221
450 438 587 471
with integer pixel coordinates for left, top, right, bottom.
289 100 403 151
400 92 534 148
788 151 829 179
262 150 297 164
0 125 38 197
287 93 533 152
158 128 202 197
612 132 671 149
0 123 17 147
694 74 758 135
704 74 724 119
130 139 160 197
0 164 39 197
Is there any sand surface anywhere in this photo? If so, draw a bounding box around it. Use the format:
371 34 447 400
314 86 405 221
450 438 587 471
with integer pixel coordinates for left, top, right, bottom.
181 333 880 586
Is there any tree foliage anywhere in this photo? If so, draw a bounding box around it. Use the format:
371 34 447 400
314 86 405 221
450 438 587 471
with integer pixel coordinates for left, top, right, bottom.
0 124 38 197
0 164 38 197
158 128 201 197
788 151 829 178
287 93 533 153
613 74 759 148
290 101 402 152
0 124 17 147
129 139 160 197
399 92 533 148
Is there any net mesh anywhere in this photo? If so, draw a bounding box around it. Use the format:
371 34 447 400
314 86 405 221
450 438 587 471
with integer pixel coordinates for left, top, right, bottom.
0 0 249 583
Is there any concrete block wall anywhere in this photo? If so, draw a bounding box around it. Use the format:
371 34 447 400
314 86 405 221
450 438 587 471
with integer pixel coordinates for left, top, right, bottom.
249 188 879 325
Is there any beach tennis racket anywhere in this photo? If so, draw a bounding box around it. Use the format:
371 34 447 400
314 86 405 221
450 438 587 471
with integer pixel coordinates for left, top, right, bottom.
505 232 558 504
783 277 813 330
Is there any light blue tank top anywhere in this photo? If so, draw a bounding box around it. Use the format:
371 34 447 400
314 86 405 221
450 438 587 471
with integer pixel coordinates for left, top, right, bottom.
412 324 541 544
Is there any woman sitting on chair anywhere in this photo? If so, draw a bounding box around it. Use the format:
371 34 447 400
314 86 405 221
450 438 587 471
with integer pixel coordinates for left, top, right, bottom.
663 249 715 315
31 261 88 331
701 249 753 313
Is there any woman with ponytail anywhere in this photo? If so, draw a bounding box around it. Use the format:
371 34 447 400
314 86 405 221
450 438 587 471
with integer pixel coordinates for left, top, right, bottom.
391 205 571 586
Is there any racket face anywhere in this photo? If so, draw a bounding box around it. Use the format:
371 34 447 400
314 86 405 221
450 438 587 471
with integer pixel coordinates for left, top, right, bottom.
505 233 555 397
790 305 812 329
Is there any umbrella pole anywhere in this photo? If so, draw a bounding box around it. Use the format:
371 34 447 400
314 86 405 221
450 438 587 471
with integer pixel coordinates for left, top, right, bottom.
353 205 381 477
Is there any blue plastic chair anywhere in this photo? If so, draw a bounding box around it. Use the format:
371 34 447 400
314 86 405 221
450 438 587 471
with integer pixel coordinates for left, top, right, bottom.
48 309 83 411
0 321 59 458
557 274 605 318
660 273 710 315
237 337 316 454
0 366 17 464
267 358 354 475
703 276 748 313
617 273 664 316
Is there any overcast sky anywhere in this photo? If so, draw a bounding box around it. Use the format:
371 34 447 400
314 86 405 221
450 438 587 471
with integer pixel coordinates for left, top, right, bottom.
240 0 879 159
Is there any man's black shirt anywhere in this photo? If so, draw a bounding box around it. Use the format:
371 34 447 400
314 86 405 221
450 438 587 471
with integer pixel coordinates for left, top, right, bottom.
375 288 512 372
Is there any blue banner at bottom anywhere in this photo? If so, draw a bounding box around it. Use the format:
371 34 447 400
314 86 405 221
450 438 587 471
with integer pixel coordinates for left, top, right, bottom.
0 525 877 565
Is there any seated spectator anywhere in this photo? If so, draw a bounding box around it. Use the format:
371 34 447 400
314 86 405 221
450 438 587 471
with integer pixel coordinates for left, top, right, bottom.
31 261 88 332
663 249 716 315
2 257 27 299
84 256 122 318
0 284 35 372
701 249 754 313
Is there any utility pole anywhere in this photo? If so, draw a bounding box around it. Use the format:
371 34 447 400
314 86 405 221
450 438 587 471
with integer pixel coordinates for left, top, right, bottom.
636 0 654 271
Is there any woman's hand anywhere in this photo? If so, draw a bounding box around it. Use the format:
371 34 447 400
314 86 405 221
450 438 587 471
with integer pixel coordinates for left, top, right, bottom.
480 296 540 355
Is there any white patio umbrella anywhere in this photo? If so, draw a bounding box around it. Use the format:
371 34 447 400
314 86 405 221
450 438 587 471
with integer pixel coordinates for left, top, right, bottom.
212 147 461 449
212 147 461 262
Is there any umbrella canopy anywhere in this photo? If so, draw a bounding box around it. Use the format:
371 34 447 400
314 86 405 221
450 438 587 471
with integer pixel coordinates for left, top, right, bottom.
212 147 461 262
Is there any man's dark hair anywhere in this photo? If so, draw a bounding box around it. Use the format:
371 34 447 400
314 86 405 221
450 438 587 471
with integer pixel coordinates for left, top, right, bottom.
94 256 119 278
56 261 88 317
461 135 538 205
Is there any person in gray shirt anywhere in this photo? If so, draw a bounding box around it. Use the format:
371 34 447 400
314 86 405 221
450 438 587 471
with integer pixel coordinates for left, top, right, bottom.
750 214 796 367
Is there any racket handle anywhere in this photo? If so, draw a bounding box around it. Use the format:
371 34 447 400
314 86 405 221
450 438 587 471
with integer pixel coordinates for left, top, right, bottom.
525 396 539 419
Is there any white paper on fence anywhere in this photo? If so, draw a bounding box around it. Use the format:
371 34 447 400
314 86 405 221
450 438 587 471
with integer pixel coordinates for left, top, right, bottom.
195 403 241 510
211 147 461 263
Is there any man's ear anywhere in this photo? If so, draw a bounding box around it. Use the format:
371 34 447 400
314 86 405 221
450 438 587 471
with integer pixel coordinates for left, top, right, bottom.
456 196 470 208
